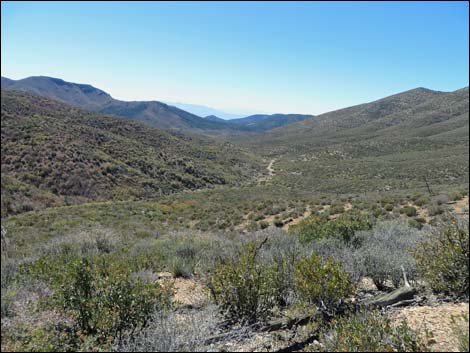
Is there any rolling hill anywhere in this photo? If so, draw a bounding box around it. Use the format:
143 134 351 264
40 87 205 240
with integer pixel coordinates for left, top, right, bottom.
0 90 263 216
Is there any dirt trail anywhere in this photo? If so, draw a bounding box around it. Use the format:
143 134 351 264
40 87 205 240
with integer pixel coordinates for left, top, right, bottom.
266 159 275 176
282 205 312 231
258 159 276 183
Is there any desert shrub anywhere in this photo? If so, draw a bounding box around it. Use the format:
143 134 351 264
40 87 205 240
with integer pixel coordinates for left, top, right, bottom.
413 194 430 207
448 191 464 202
116 306 218 352
310 236 361 283
408 218 423 229
170 257 193 278
380 195 397 207
313 221 424 289
257 228 308 305
313 309 429 352
427 203 444 216
129 232 210 277
413 217 469 298
372 206 386 218
295 212 373 244
400 206 417 217
354 221 424 289
259 220 269 229
210 239 287 324
294 254 354 309
384 204 394 212
54 257 172 347
433 194 449 205
329 204 345 215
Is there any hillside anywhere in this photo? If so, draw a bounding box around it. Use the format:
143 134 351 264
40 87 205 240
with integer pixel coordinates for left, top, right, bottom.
2 76 311 133
0 90 263 216
232 87 469 194
245 87 467 153
227 113 314 132
1 76 241 132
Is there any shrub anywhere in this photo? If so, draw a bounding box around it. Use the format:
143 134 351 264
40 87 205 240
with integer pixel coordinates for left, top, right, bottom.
116 306 218 352
259 220 269 229
295 212 373 244
384 204 394 212
55 257 172 347
354 221 424 289
170 257 193 278
400 206 417 217
210 239 287 324
294 254 354 309
427 203 444 216
413 194 430 207
413 217 469 298
330 204 345 215
448 191 464 202
313 309 429 352
408 218 423 229
433 194 449 205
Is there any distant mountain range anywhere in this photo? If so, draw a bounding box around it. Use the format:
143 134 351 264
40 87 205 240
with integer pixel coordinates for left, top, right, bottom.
1 76 314 132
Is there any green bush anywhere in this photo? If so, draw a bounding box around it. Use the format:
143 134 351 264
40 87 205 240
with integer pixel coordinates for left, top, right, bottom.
210 239 287 324
413 217 469 298
294 212 373 244
294 254 354 308
313 309 429 352
400 206 417 217
55 257 172 347
408 218 423 229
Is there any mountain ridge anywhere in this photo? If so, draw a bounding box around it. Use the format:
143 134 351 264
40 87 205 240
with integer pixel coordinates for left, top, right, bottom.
1 76 314 133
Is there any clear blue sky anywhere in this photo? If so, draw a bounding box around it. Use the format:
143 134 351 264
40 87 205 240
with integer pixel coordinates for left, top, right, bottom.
1 1 469 115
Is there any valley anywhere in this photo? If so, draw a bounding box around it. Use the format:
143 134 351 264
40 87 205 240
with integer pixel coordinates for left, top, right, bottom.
1 81 469 352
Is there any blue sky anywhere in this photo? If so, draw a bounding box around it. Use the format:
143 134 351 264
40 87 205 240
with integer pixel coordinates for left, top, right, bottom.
1 1 469 115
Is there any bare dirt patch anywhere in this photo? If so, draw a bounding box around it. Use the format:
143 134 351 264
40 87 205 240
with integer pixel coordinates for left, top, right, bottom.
392 302 469 352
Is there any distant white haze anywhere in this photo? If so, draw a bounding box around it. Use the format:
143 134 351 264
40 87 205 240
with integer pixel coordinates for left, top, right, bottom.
164 101 272 120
